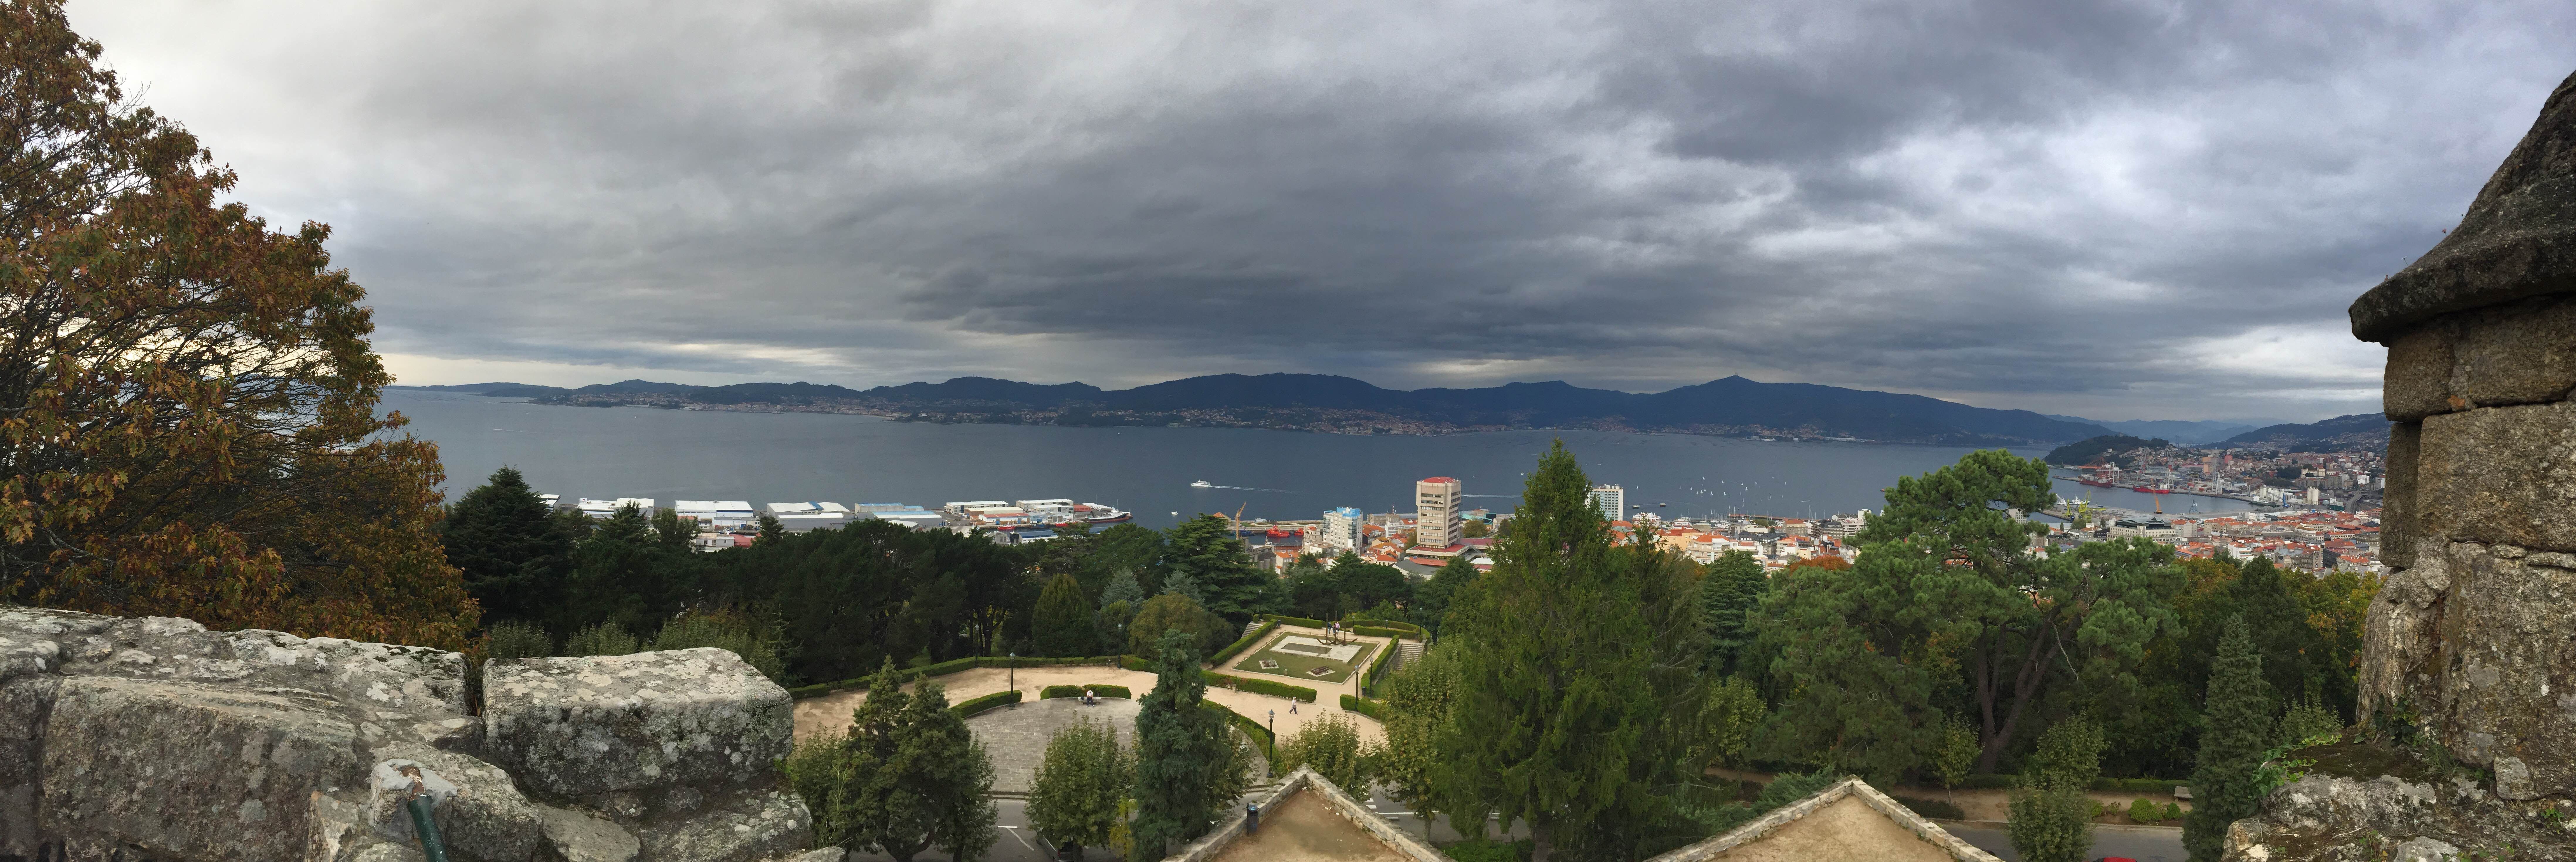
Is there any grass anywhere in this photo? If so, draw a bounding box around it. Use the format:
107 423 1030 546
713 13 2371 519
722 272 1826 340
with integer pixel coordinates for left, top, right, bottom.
1231 635 1376 684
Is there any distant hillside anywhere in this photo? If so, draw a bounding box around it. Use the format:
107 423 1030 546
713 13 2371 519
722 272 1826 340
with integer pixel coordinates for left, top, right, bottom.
400 373 2113 445
2044 435 2172 467
2216 413 2393 452
2044 415 2259 445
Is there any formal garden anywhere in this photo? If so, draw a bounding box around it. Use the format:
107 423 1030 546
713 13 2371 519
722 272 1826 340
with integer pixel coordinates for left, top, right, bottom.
1231 631 1377 684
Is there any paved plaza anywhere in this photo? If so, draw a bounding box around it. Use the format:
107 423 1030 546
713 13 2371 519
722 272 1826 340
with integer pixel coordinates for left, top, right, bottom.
968 696 1142 794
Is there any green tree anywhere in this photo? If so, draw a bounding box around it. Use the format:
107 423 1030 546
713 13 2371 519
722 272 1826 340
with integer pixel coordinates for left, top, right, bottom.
1410 556 1479 632
1276 712 1372 792
786 660 998 862
483 621 553 662
1131 629 1242 854
1127 592 1228 658
1436 440 1709 861
1930 717 1979 790
1760 451 2180 775
1031 572 1101 658
1090 523 1169 595
441 467 577 627
2186 617 2274 861
1379 642 1468 838
560 621 639 656
2008 717 2103 862
1698 550 1764 675
0 1 476 649
1025 716 1131 856
1098 567 1145 608
650 609 789 683
563 503 700 636
756 511 786 544
1162 515 1273 621
1697 676 1766 772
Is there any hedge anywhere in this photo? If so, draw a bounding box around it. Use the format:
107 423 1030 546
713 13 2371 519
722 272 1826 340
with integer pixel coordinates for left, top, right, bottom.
1341 615 1425 635
1040 684 1132 699
950 689 1022 718
1358 634 1407 698
1349 626 1414 639
1952 774 2186 793
1893 795 1965 820
1118 655 1151 672
1262 614 1328 628
1339 694 1388 722
1209 620 1279 666
786 655 1118 699
1202 671 1317 702
1204 701 1276 762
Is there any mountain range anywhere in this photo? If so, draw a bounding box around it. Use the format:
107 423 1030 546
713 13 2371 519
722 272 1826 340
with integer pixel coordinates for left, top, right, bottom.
394 373 2115 445
2214 413 2394 451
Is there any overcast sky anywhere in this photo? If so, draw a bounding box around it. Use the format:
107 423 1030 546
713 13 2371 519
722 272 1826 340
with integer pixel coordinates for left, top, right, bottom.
70 1 2576 422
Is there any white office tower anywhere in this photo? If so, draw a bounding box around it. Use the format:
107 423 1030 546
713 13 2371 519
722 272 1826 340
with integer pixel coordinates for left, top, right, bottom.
1589 484 1625 522
1416 477 1463 549
1317 507 1366 554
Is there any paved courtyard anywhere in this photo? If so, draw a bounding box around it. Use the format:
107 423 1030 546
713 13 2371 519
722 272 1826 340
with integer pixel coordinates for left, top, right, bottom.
969 696 1142 794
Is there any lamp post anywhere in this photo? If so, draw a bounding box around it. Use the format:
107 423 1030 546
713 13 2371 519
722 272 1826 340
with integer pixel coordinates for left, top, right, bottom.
1008 652 1016 704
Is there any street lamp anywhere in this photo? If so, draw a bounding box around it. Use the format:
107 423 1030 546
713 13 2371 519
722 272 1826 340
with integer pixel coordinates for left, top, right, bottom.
1008 652 1016 705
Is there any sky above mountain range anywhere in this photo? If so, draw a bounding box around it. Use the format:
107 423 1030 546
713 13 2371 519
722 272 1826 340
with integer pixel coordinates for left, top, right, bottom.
71 1 2576 422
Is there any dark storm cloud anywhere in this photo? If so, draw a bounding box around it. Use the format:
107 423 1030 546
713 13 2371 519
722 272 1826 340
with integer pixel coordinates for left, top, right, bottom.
69 0 2576 419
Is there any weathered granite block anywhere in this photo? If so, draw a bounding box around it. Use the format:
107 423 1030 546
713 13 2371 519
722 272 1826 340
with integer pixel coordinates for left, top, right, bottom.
2224 772 2576 860
40 677 366 862
2415 401 2576 552
2358 541 2576 799
633 790 812 862
483 648 793 802
2381 420 2422 567
2383 323 2458 421
2451 293 2576 408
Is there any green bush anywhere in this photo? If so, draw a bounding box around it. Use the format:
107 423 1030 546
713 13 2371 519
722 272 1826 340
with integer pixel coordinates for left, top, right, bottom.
1202 701 1275 762
1959 773 2018 790
1895 795 1966 820
1358 633 1404 697
2091 778 2186 793
1441 838 1533 862
1210 620 1278 665
1119 655 1152 672
1204 671 1316 702
1275 713 1372 792
1930 717 1978 790
1341 616 1425 635
650 610 791 683
1042 684 1132 699
951 689 1022 718
485 621 554 662
2007 787 2095 862
2127 798 2168 823
1349 625 1411 638
561 622 639 657
1340 694 1389 722
2163 801 2184 821
1264 614 1329 628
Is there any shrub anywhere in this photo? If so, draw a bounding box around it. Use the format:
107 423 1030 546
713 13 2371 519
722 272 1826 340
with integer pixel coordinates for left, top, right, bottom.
1204 671 1316 702
650 610 791 683
1264 614 1328 628
485 621 554 662
1930 717 1978 789
2279 697 2343 748
1042 684 1132 699
1442 838 1533 862
561 621 638 657
2026 717 2105 792
2162 801 2184 821
1350 625 1411 638
1896 796 1966 820
1276 713 1373 792
1119 655 1152 672
1340 694 1389 722
1209 620 1278 665
951 689 1022 718
2127 798 2167 823
2007 787 2095 862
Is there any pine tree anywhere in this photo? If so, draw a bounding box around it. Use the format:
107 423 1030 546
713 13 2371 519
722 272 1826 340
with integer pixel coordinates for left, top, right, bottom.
1162 515 1271 620
1699 550 1764 675
1436 440 1708 861
441 467 576 626
1031 572 1101 658
787 660 999 862
2186 616 2275 861
1131 629 1240 854
1098 567 1145 608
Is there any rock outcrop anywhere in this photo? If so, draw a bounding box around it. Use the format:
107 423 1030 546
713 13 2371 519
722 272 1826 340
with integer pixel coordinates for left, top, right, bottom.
2225 68 2576 860
0 606 820 862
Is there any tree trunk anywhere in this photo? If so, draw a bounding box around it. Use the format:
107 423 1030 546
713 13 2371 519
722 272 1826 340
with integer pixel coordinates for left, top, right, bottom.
1973 633 2055 773
1530 821 1554 862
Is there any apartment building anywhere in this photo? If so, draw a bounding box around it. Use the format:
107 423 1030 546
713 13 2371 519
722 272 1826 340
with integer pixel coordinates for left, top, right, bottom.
1416 477 1463 549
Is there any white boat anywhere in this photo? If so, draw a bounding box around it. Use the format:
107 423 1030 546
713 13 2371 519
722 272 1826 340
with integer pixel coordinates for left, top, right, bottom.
1190 480 1213 488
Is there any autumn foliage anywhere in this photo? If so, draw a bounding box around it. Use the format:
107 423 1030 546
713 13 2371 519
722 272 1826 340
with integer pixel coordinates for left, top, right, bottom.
0 2 475 647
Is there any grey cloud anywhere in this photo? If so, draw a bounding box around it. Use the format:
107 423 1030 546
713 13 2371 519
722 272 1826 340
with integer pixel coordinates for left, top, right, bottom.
66 0 2576 420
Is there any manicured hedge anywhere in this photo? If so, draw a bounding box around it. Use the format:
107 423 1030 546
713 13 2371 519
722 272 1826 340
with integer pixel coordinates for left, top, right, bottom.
1349 626 1414 639
1341 615 1425 635
1339 694 1388 722
1040 684 1132 699
1262 614 1329 628
1203 671 1316 702
1209 620 1279 665
950 689 1022 718
786 655 1118 699
1359 635 1406 698
1204 701 1276 762
1950 773 2184 793
1118 655 1151 672
1893 795 1965 820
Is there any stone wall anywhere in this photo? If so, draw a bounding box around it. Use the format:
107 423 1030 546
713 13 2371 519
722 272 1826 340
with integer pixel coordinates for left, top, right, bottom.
0 606 832 862
2224 68 2576 860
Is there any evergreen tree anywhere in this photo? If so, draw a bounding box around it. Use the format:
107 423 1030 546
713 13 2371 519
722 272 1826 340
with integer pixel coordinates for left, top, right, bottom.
441 467 576 626
2227 558 2323 713
1379 642 1466 838
756 511 786 544
1098 568 1145 609
1131 629 1240 854
1127 592 1226 658
1090 523 1170 595
1436 440 1708 861
786 660 998 862
1161 568 1209 609
1699 550 1764 675
1162 515 1272 620
2008 717 2103 862
1031 572 1101 658
563 503 698 635
1410 556 1479 632
1026 716 1131 855
2186 617 2275 861
1276 713 1373 792
651 506 694 552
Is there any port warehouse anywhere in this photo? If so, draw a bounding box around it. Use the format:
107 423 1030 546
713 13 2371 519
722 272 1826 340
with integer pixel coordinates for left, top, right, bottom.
543 495 1132 548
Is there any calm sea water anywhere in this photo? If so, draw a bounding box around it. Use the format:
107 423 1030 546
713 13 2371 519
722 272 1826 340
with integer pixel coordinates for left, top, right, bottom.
384 390 2250 527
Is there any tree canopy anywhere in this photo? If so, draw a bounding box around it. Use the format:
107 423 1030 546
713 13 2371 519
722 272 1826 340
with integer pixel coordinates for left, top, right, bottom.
0 2 473 647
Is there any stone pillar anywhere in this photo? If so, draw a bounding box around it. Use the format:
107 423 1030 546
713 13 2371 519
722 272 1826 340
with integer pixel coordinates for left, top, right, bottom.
2347 67 2576 804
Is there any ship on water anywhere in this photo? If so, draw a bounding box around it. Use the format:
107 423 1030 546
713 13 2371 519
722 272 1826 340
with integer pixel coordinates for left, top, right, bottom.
1190 480 1214 488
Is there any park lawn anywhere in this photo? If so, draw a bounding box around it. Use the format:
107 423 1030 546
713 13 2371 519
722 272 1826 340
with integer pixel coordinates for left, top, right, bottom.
1232 639 1376 684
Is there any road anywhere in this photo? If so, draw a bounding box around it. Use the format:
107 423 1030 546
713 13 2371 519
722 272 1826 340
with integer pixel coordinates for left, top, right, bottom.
847 788 1519 861
1937 821 2187 862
